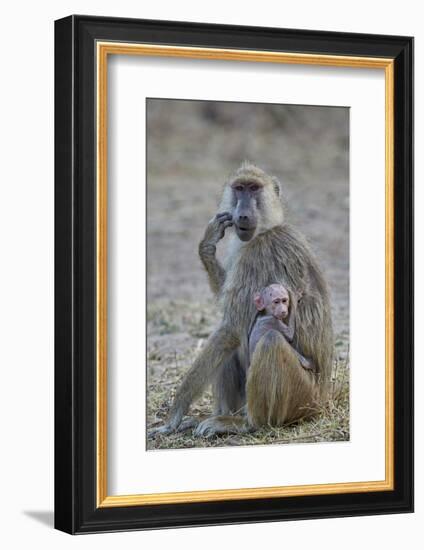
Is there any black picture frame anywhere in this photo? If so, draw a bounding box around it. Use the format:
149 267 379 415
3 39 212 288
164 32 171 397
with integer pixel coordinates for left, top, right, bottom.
55 14 414 534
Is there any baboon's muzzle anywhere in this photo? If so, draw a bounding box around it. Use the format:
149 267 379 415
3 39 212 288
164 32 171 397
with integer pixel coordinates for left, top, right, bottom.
235 223 256 241
234 196 257 241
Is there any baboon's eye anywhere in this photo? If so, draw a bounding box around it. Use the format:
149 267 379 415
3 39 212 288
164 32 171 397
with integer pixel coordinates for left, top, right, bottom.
235 185 244 192
250 185 259 192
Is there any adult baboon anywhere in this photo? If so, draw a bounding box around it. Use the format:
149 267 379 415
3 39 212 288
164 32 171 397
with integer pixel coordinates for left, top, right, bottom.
152 162 333 437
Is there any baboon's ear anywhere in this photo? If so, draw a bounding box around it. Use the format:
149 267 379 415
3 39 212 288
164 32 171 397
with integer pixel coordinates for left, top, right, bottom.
254 292 265 311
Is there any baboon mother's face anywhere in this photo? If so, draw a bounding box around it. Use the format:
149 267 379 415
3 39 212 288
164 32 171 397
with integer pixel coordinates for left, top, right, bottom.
231 180 261 242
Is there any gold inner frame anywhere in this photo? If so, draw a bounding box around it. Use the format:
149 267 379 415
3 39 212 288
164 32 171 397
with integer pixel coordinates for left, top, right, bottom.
96 42 395 508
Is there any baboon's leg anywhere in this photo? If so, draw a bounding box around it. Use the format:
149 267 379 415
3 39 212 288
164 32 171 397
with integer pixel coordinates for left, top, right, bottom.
194 359 249 436
152 325 240 435
247 330 318 428
213 352 246 415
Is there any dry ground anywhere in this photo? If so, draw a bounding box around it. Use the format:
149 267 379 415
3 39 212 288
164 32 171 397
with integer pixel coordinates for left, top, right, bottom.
146 100 349 450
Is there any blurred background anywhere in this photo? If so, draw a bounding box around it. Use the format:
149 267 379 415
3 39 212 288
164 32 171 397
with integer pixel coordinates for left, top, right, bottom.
146 99 349 449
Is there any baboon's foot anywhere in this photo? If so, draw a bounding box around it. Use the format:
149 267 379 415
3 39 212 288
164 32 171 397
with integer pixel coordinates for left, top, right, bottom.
194 415 250 438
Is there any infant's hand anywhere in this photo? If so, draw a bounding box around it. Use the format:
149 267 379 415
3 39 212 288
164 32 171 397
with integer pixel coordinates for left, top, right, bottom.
299 356 315 371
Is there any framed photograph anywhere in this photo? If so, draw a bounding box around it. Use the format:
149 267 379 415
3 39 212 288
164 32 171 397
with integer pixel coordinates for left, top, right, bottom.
54 15 413 534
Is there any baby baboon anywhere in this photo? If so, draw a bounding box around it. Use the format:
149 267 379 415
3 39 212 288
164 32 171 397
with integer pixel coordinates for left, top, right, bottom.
151 162 333 437
249 283 315 372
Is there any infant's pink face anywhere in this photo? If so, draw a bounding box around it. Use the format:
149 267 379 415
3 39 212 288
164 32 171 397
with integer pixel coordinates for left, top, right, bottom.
255 284 290 320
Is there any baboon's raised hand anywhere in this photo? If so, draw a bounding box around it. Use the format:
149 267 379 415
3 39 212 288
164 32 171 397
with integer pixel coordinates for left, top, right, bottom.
201 212 233 246
198 212 233 295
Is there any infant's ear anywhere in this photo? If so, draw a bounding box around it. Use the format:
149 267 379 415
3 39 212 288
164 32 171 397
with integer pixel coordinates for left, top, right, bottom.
254 292 265 311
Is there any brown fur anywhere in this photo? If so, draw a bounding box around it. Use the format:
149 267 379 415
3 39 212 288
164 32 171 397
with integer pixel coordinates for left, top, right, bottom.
152 163 333 437
247 331 318 427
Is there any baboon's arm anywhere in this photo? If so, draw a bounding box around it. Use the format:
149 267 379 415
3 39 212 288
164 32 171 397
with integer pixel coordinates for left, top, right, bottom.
277 300 314 371
287 314 295 341
280 290 301 342
276 311 295 342
293 349 314 371
199 212 233 295
152 325 240 435
199 242 226 295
